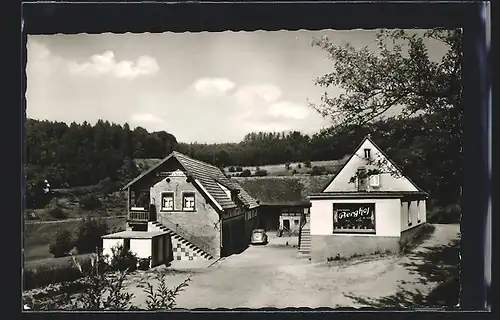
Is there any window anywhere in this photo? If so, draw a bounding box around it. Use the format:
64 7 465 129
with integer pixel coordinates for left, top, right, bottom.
182 192 195 210
417 200 421 222
333 203 375 233
370 174 380 187
304 207 310 214
294 219 299 225
407 202 412 226
161 192 174 211
364 148 371 159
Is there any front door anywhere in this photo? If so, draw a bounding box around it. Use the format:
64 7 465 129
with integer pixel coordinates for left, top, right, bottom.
283 219 290 231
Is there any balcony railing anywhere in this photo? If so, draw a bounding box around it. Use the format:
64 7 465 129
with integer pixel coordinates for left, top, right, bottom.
129 209 149 222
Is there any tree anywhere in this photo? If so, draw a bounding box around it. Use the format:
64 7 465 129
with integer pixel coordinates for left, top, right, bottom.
49 228 74 258
75 216 109 254
240 169 251 177
309 29 462 205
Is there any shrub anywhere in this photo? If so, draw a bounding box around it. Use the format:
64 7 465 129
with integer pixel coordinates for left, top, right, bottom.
48 206 69 219
70 252 134 311
79 194 102 211
142 269 191 310
254 169 268 177
228 166 236 172
297 163 302 169
109 244 138 272
310 166 326 176
304 160 312 168
74 216 109 254
137 257 151 271
240 169 251 177
49 228 75 258
285 162 291 170
292 169 298 175
235 166 243 172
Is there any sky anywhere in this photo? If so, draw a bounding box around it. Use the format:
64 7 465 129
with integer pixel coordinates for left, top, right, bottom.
26 30 447 143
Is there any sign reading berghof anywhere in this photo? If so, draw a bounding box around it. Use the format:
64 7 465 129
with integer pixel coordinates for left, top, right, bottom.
333 203 375 233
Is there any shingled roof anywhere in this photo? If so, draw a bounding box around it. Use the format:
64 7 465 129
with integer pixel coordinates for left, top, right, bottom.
123 151 259 211
234 175 335 206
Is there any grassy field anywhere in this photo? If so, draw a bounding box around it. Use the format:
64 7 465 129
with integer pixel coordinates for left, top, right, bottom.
135 157 349 177
224 158 349 177
24 216 128 262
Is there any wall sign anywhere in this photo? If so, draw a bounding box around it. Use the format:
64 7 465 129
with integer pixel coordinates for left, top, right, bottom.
333 203 375 233
157 170 187 178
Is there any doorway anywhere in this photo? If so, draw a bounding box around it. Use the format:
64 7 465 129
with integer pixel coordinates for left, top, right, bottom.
283 219 290 231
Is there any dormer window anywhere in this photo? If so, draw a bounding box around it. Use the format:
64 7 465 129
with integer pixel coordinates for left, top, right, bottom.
364 148 371 159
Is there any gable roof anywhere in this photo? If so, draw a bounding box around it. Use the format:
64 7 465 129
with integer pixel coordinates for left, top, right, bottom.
321 135 426 193
234 175 335 206
123 151 259 211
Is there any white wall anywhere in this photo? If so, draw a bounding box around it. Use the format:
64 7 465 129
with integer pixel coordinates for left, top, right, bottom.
310 198 401 237
323 139 419 193
130 238 152 259
401 199 427 231
102 238 123 259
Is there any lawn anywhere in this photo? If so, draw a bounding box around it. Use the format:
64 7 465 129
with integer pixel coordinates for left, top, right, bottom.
24 216 128 262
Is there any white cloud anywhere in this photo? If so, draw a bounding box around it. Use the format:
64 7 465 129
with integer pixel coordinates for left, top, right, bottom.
193 77 236 96
68 51 159 80
130 113 165 124
234 83 282 107
267 101 310 120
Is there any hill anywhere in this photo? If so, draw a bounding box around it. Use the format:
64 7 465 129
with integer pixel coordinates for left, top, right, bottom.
24 216 127 262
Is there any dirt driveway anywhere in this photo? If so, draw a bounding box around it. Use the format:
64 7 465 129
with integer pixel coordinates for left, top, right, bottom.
128 224 460 309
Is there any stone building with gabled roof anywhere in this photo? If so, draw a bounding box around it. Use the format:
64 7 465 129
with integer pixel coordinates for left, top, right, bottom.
103 151 260 264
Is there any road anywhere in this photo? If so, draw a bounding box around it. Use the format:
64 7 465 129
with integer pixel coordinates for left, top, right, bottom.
127 224 460 309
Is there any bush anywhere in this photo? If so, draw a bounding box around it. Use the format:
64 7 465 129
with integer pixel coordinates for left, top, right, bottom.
109 244 138 272
74 216 109 254
292 169 298 175
297 163 302 169
254 169 268 177
304 160 312 168
310 166 326 176
235 166 243 172
142 269 191 310
137 257 151 271
79 194 102 211
49 228 75 258
48 206 69 220
285 162 291 170
240 169 251 177
228 166 236 172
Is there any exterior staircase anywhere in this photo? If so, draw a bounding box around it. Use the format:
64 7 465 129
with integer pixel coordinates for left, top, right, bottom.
148 221 214 261
298 222 311 257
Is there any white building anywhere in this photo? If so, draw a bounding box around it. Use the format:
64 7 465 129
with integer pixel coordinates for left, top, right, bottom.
307 135 428 261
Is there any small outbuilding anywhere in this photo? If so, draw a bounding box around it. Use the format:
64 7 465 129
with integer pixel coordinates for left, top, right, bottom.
102 230 173 269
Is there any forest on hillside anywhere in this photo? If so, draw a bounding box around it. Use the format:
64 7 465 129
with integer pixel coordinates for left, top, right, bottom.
26 111 458 211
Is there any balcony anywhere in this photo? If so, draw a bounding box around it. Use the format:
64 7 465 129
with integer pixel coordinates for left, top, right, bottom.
129 208 149 223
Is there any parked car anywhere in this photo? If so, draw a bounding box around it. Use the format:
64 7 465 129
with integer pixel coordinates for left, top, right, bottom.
250 229 268 245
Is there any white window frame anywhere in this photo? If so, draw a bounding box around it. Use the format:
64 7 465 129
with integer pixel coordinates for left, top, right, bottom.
160 192 174 211
369 174 381 187
182 192 196 211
